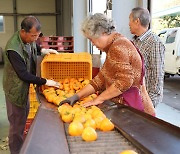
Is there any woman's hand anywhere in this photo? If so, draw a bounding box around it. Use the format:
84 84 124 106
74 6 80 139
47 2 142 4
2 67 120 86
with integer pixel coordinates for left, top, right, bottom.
83 97 104 107
83 84 121 107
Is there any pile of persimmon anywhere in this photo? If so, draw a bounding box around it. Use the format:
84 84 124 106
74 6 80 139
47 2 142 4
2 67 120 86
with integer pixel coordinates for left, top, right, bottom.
58 104 114 142
120 150 138 154
42 77 96 106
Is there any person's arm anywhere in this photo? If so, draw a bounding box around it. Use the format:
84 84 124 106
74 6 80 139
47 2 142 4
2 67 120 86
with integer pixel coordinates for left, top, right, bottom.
89 71 106 92
76 84 96 99
7 50 46 85
36 42 59 55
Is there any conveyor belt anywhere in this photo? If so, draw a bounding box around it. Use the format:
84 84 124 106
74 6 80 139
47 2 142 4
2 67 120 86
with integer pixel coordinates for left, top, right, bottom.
65 123 140 154
20 94 180 154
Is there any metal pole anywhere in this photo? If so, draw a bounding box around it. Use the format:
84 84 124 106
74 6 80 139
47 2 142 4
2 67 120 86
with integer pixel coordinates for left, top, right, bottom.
13 0 17 32
73 0 88 53
55 0 63 35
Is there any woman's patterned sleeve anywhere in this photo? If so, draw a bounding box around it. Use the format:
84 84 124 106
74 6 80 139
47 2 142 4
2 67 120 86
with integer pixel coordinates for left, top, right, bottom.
89 70 105 92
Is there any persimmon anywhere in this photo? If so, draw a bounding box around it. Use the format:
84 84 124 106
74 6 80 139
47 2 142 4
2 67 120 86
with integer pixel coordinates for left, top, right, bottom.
69 79 77 90
100 118 114 132
75 89 81 93
58 103 72 116
69 83 74 90
69 89 75 94
81 96 93 104
56 90 66 96
65 93 74 98
86 108 93 114
73 103 81 108
91 105 101 111
94 116 104 130
53 97 62 106
82 127 97 142
78 77 84 82
79 106 87 114
44 89 56 95
73 114 86 123
68 121 84 136
84 119 96 129
91 109 104 119
74 111 83 117
72 81 81 90
81 79 89 87
46 93 57 103
63 78 69 85
64 84 70 92
59 83 64 90
95 111 106 119
120 150 138 154
61 111 73 123
53 96 67 106
90 94 98 99
71 106 81 115
84 113 92 121
52 96 61 105
43 89 50 95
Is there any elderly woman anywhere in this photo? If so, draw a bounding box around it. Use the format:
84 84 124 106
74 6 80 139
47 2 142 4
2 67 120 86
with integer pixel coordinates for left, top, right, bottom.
61 13 155 115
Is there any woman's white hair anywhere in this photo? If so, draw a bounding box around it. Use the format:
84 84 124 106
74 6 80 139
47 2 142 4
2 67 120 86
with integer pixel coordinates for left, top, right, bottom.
81 13 116 38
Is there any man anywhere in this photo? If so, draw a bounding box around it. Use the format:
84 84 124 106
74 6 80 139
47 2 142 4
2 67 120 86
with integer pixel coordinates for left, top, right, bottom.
3 16 59 154
129 7 165 107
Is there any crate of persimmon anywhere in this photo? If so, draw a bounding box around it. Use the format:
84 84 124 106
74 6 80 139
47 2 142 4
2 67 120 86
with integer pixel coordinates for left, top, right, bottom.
41 52 92 106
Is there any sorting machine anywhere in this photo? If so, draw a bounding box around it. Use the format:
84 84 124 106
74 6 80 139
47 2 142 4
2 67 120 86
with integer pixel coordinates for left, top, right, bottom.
20 93 180 154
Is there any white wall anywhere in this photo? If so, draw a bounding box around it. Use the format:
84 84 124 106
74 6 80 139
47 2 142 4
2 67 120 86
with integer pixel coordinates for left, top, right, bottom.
112 0 138 39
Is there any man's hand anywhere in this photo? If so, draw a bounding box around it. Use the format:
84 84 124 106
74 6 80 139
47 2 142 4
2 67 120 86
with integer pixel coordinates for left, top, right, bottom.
45 79 60 88
41 48 59 55
59 94 79 106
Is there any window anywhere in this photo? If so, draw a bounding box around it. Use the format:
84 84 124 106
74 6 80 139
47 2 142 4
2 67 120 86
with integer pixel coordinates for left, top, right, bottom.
0 16 4 32
91 0 106 54
166 30 177 44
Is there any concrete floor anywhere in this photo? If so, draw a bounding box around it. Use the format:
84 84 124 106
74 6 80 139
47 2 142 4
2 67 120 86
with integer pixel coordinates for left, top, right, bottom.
0 64 180 154
156 75 180 127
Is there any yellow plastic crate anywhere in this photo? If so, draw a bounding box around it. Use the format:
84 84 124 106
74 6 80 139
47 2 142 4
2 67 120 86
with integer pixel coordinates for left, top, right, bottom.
27 111 37 119
28 105 39 119
29 92 37 102
29 101 39 109
29 84 39 116
41 52 92 80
